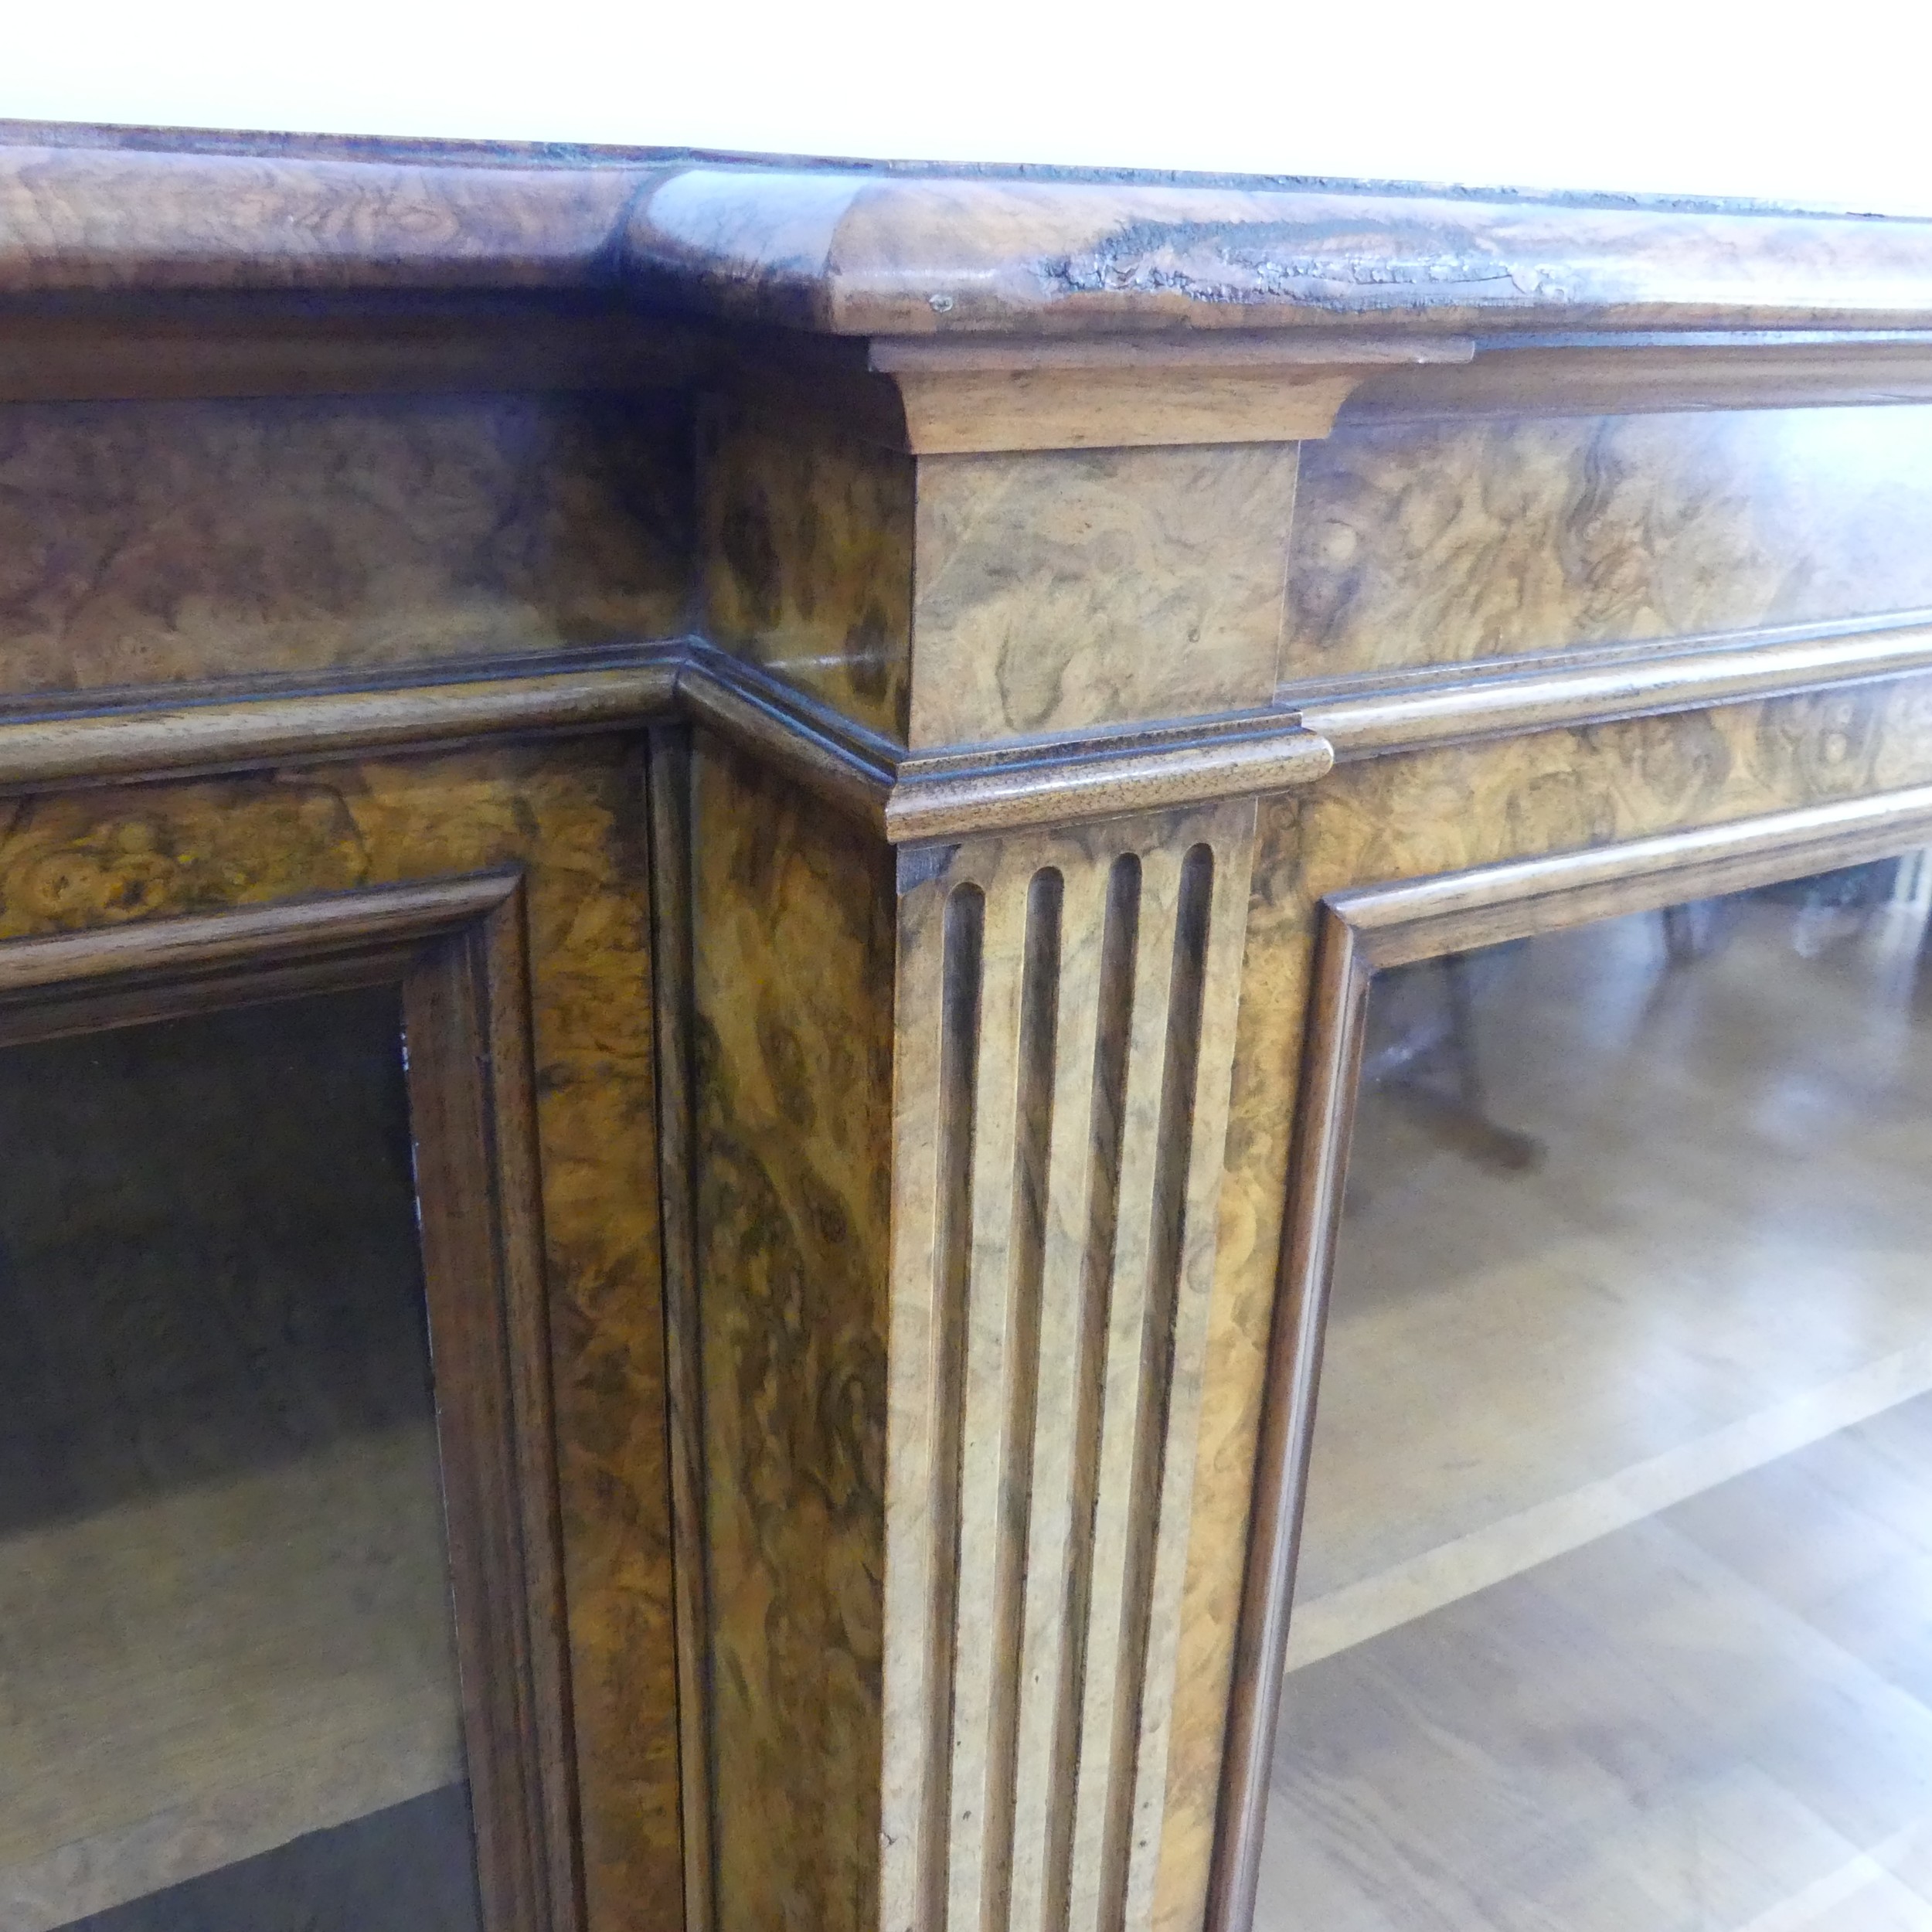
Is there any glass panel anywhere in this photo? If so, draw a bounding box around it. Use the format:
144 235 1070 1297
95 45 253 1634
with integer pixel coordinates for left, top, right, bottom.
0 990 484 1932
1263 852 1932 1930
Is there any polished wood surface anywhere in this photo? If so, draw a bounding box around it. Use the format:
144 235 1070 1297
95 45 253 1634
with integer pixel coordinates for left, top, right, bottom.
699 400 915 738
12 119 1932 1932
9 124 1932 349
626 168 1932 337
910 445 1301 747
0 136 649 294
1181 674 1932 1932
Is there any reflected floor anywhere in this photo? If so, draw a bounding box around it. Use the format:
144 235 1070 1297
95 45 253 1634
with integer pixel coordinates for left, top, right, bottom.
1264 879 1932 1931
0 993 477 1929
1264 1396 1932 1931
54 1787 480 1932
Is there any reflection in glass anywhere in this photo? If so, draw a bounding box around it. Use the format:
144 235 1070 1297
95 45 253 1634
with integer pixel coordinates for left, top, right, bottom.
0 992 483 1932
1261 853 1932 1930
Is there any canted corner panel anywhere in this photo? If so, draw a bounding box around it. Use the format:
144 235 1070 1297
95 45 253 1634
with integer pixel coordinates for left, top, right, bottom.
883 799 1257 1932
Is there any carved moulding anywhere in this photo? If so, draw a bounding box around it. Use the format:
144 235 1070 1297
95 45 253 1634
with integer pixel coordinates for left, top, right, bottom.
15 610 1932 842
885 800 1257 1932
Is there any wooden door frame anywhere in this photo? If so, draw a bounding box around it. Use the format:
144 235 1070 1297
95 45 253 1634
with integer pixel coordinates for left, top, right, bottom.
1207 777 1932 1932
0 869 585 1932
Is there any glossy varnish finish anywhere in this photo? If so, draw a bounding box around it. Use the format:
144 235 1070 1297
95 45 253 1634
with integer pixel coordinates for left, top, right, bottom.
15 122 1932 1932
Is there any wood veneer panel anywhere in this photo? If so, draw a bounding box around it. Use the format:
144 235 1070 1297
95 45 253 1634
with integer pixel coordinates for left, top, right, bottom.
0 743 679 1932
1284 406 1932 683
910 445 1300 748
1158 669 1932 1932
698 402 914 740
687 736 897 1932
0 390 692 693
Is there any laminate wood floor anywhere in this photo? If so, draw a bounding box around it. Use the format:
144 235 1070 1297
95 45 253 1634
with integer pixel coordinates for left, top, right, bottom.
1263 881 1932 1930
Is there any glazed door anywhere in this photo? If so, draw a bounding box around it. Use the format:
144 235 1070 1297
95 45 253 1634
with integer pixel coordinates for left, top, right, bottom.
1243 801 1932 1931
0 876 580 1932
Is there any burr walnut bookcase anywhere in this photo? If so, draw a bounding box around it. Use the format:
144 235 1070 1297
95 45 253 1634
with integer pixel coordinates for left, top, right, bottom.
7 120 1932 1932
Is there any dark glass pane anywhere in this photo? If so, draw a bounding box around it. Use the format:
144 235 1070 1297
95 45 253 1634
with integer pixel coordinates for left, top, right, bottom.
1263 854 1932 1929
0 990 482 1932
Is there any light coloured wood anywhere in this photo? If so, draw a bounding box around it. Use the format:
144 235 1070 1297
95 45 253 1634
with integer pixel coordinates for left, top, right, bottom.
627 165 1932 337
886 724 1332 842
883 801 1255 1932
910 444 1301 747
891 368 1366 454
685 737 898 1932
872 329 1475 453
869 335 1476 375
1284 408 1932 687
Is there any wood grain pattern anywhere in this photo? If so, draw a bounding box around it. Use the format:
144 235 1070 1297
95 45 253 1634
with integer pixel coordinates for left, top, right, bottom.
404 878 582 1932
1158 668 1932 1932
628 167 1932 337
883 801 1256 1932
0 743 680 1932
14 130 1932 345
891 368 1362 455
0 390 692 693
0 138 650 294
872 332 1475 454
885 722 1332 843
1284 407 1932 684
699 401 914 740
910 445 1301 747
687 736 898 1932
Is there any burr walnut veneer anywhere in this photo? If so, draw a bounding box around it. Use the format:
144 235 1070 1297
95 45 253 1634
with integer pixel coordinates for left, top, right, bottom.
6 121 1932 1932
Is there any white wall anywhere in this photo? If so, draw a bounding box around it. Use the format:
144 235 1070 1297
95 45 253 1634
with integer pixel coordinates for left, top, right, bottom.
6 0 1930 216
